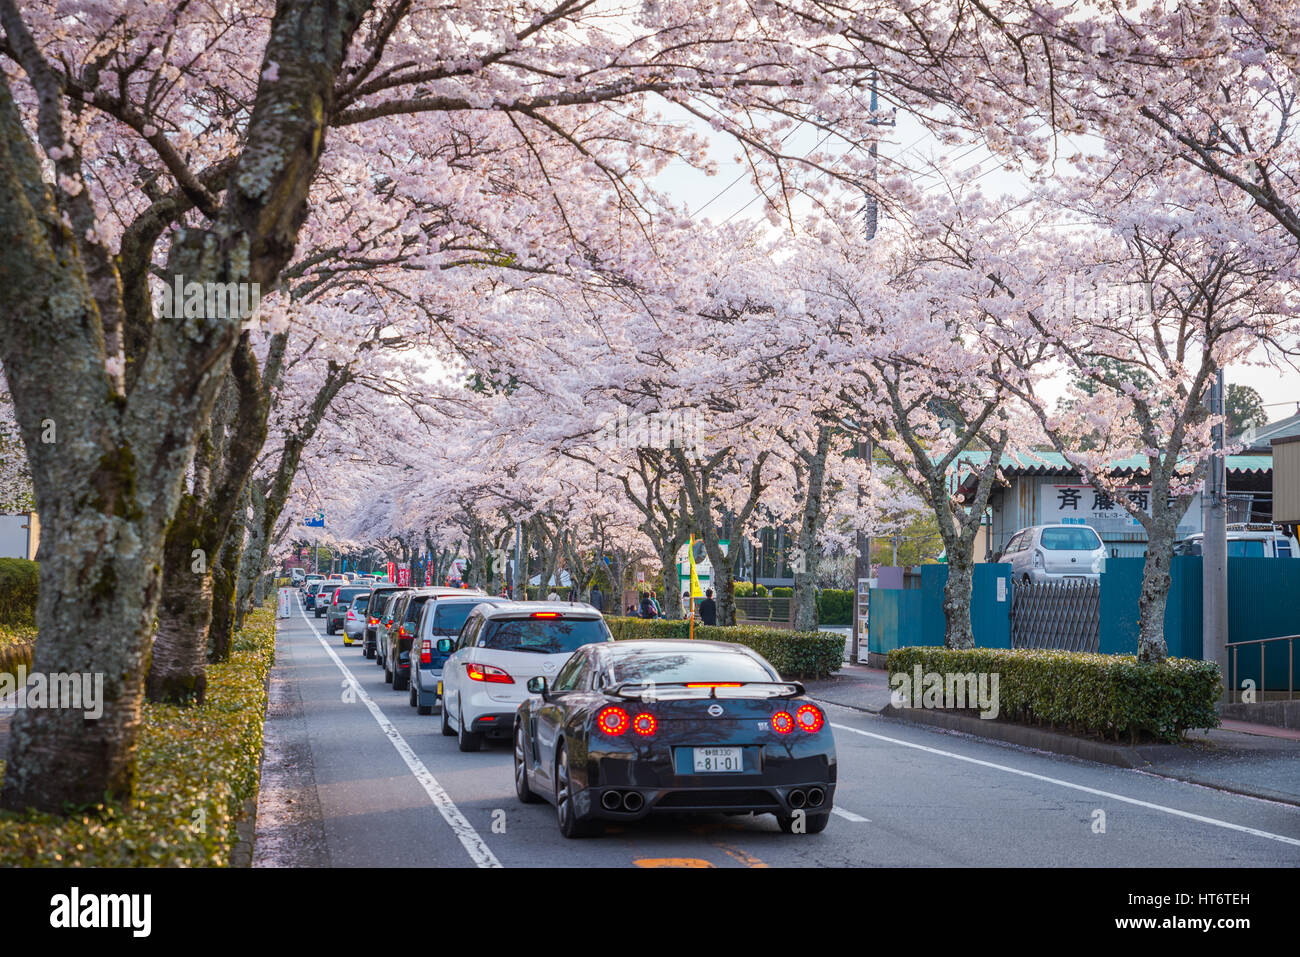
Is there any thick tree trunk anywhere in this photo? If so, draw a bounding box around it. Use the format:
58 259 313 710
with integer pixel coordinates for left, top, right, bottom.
235 483 268 629
146 494 212 703
209 509 244 661
792 427 832 632
658 539 683 619
942 555 976 650
1136 480 1179 664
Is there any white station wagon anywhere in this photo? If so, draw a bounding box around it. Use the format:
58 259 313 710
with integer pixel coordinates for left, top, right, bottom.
1000 524 1106 583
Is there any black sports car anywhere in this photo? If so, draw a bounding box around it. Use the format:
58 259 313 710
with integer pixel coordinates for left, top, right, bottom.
513 639 836 838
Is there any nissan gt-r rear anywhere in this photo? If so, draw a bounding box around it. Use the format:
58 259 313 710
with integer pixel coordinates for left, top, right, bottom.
514 639 836 838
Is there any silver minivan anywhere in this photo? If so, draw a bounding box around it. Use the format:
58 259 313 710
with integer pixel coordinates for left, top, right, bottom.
1000 524 1105 582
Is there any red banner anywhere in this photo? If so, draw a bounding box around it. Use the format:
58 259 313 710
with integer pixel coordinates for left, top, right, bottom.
387 562 396 581
397 564 411 586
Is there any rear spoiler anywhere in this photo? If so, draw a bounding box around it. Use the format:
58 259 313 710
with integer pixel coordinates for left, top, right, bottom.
609 681 806 700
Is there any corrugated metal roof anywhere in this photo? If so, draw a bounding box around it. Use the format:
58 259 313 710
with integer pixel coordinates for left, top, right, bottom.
951 450 1272 479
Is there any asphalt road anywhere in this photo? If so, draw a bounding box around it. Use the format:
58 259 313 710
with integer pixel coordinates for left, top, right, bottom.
254 594 1300 868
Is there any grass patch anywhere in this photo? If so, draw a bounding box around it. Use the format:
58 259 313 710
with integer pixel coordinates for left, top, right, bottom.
0 605 276 865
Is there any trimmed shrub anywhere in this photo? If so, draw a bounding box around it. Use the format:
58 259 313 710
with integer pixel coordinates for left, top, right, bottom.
0 605 277 865
815 589 852 625
604 616 844 679
885 646 1221 744
769 586 793 598
0 558 38 626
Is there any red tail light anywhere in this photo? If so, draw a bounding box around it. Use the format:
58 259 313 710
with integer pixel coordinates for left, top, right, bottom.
771 711 795 734
398 626 410 639
531 612 561 618
632 713 657 737
420 639 431 664
332 589 341 602
796 704 824 733
465 662 513 684
597 706 630 736
368 617 379 625
686 682 743 688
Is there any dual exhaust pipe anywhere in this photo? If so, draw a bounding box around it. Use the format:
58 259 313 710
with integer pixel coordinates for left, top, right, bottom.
601 790 645 812
788 787 825 809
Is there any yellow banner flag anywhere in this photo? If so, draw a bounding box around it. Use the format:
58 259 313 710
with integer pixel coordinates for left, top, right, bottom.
688 535 704 599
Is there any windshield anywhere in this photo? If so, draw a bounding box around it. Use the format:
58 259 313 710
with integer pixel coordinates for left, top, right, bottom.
610 650 776 685
478 617 610 654
1040 527 1102 551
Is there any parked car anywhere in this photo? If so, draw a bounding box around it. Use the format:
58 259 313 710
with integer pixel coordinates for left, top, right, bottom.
438 601 611 753
1175 523 1299 558
381 587 486 691
343 593 371 646
363 584 412 659
408 595 510 714
327 584 373 635
513 638 836 838
1000 524 1105 583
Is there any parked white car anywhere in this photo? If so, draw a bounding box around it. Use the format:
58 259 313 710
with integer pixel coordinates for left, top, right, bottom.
1175 524 1299 558
1000 524 1106 583
438 602 612 752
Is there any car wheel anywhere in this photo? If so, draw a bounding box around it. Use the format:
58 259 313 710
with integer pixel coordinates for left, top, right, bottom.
409 682 418 708
364 644 374 660
555 742 596 837
394 664 409 692
776 811 831 835
441 700 455 737
457 703 482 753
514 723 541 804
383 654 393 684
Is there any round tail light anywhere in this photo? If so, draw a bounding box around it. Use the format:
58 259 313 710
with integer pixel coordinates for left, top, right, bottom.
597 706 630 736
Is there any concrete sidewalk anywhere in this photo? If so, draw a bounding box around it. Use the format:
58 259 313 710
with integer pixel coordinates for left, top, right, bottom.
807 664 1300 807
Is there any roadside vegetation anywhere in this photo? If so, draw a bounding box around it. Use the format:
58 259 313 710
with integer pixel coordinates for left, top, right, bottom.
0 606 275 866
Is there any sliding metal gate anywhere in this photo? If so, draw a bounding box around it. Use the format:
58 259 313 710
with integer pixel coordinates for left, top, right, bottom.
1010 580 1100 653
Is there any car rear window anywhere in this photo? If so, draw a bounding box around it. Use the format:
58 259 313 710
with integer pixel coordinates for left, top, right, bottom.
432 602 483 635
350 594 371 609
369 589 405 615
404 596 430 622
1040 527 1102 551
337 587 369 603
477 617 610 654
610 650 775 684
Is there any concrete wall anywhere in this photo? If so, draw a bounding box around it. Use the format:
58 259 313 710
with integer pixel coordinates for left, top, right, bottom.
0 512 36 560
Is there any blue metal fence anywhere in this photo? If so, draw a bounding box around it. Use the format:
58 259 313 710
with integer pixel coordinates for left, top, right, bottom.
870 556 1300 689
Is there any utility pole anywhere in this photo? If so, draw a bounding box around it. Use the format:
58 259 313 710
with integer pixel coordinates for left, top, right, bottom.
851 74 892 666
1203 369 1229 700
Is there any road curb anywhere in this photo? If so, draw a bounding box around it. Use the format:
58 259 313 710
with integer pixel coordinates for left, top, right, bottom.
878 705 1300 808
880 705 1148 769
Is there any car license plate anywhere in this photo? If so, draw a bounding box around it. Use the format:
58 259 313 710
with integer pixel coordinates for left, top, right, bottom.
692 747 743 773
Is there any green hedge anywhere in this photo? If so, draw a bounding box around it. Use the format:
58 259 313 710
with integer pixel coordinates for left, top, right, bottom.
0 605 276 865
885 646 1221 744
0 558 37 626
815 589 852 626
604 616 844 679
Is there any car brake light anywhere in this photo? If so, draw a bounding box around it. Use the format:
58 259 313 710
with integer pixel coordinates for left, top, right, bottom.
686 682 743 688
632 712 656 736
465 663 513 683
398 626 409 639
597 706 630 736
795 704 824 733
771 711 794 734
369 617 379 625
420 639 431 664
531 612 561 618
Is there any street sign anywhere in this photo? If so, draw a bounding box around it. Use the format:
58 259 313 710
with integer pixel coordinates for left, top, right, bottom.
305 510 325 528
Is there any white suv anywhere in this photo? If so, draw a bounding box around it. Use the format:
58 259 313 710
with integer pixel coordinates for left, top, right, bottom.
438 602 612 752
1000 524 1106 583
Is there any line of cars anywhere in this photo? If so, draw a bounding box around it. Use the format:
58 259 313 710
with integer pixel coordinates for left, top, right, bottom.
295 577 838 838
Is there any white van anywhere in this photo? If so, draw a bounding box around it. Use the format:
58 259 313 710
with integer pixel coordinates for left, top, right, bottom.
1175 524 1299 558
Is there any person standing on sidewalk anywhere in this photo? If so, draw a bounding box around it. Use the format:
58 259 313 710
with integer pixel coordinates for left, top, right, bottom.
698 588 717 626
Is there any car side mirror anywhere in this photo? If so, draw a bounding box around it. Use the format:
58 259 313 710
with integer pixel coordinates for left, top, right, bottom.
435 638 455 654
527 676 550 699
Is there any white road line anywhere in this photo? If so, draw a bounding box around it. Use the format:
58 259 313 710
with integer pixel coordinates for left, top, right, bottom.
292 591 502 868
830 721 1300 848
832 808 871 823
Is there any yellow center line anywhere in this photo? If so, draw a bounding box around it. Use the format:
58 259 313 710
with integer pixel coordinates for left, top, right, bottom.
634 858 715 868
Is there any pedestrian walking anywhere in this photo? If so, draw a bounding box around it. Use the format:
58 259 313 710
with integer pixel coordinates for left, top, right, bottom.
589 584 605 612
